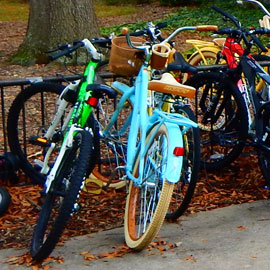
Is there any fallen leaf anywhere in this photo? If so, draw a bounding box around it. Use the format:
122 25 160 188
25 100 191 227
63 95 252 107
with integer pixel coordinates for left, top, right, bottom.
184 255 197 262
237 226 246 231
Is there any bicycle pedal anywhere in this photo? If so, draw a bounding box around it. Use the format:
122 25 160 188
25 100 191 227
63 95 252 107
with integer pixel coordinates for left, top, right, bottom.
83 176 103 194
29 136 50 147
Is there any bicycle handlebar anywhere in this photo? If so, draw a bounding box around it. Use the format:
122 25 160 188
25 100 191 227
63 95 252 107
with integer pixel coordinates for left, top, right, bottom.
250 33 268 52
48 37 110 61
238 0 270 17
216 26 269 52
213 5 270 53
212 5 241 29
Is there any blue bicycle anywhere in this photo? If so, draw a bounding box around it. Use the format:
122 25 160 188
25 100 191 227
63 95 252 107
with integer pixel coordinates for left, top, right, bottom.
103 30 199 249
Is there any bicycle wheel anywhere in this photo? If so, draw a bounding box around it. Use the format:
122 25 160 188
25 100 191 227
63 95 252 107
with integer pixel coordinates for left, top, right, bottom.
185 72 248 170
91 90 132 189
0 187 11 216
7 82 65 185
30 130 93 262
124 124 174 250
258 103 270 188
166 105 200 219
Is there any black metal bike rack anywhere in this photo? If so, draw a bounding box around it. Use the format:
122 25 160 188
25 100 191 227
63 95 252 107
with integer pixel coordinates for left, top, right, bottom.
0 72 116 182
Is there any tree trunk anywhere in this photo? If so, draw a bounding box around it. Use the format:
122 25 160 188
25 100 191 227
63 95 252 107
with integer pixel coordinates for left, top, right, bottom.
13 0 100 65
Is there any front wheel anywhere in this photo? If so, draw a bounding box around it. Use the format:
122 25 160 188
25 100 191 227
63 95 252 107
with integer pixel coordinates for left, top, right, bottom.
30 130 93 262
124 124 174 250
0 187 11 216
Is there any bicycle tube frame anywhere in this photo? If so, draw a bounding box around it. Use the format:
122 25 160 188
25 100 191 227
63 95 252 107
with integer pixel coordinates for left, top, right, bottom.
240 56 270 138
105 64 197 186
44 60 98 192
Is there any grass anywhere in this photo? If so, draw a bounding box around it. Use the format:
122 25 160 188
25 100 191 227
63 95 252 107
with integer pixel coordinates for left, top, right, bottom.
94 2 137 17
0 0 29 21
0 0 137 21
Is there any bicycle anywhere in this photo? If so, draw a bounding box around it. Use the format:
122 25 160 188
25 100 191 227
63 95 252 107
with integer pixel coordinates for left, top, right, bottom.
103 24 205 249
7 37 113 186
28 38 117 262
187 3 270 189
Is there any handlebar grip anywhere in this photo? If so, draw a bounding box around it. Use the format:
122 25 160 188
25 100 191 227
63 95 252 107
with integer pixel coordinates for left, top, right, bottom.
155 22 167 29
49 49 70 61
215 27 241 36
212 5 241 28
49 42 83 61
91 38 111 48
250 34 268 52
196 25 218 32
254 28 270 35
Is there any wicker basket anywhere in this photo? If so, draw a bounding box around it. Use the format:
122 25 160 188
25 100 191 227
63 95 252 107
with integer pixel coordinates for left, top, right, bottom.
150 43 171 70
109 36 145 76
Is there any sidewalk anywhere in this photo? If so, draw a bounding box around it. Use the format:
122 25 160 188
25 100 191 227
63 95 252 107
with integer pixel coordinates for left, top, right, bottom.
1 200 270 270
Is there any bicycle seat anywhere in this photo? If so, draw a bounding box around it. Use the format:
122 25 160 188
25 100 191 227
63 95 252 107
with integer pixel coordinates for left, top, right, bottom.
148 73 196 98
167 52 198 74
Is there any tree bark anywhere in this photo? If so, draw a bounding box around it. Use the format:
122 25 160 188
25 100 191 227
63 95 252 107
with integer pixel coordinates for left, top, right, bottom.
13 0 100 64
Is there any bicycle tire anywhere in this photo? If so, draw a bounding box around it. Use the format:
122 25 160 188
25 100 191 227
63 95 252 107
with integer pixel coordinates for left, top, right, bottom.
188 50 218 66
7 82 65 185
30 130 93 262
0 187 11 216
258 99 270 187
185 72 248 170
124 124 174 250
166 105 200 219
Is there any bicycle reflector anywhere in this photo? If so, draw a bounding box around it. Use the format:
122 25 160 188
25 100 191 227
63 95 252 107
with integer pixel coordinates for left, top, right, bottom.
86 96 98 107
173 147 185 156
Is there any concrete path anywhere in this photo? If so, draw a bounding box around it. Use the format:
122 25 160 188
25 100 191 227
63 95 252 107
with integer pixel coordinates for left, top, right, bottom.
1 200 270 270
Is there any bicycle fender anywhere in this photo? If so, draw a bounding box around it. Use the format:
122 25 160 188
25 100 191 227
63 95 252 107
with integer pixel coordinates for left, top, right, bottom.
163 122 183 184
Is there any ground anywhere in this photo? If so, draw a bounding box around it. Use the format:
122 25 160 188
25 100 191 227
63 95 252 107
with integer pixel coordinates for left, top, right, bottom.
0 1 269 256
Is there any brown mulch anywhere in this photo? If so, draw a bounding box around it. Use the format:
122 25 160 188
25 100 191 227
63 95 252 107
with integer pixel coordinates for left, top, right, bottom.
0 2 269 252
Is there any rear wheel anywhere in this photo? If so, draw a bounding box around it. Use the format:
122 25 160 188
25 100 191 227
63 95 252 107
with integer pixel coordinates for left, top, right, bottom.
7 82 65 184
124 124 174 250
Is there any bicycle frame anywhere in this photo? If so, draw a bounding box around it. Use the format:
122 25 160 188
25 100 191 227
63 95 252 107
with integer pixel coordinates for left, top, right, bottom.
240 55 270 138
42 40 103 192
